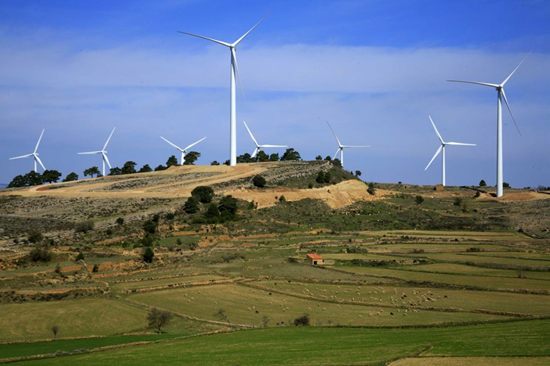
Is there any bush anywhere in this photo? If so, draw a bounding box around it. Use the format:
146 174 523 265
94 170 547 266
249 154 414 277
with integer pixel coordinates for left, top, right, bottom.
367 182 376 195
475 190 481 198
503 182 511 188
204 203 220 219
75 220 94 234
415 195 424 205
75 252 85 261
279 195 286 202
28 231 44 244
143 247 155 263
219 195 238 218
479 180 487 187
294 314 310 326
29 247 51 262
316 171 325 184
191 186 214 203
453 197 463 206
166 212 175 220
142 220 157 234
323 172 332 183
252 175 266 188
92 263 99 273
116 217 124 225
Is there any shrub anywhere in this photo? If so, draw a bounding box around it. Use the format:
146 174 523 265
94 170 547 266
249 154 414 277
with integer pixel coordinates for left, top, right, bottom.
191 186 214 203
279 195 286 202
75 252 85 261
453 197 463 207
29 247 52 262
252 175 266 188
475 190 481 198
55 263 61 274
141 234 155 247
294 314 310 326
75 220 94 234
28 231 44 244
316 171 325 184
142 220 157 234
503 182 511 188
415 195 424 205
219 195 238 218
204 203 220 219
323 172 332 183
92 263 99 273
166 212 175 220
479 180 487 187
51 325 59 341
143 247 155 263
367 182 376 195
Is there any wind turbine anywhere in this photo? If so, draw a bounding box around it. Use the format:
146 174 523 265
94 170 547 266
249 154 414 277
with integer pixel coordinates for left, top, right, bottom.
424 116 476 186
9 129 46 172
243 121 286 158
78 128 116 177
178 11 271 167
160 136 207 165
448 53 530 197
327 121 370 169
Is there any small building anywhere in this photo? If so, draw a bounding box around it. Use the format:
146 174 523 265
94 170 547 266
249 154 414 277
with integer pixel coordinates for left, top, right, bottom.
306 253 323 266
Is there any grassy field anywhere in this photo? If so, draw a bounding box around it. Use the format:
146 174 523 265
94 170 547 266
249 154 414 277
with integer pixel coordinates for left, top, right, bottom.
13 319 550 365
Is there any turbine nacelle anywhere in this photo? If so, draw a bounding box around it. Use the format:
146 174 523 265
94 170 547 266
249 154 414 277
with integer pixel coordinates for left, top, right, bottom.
243 121 286 158
9 129 46 172
326 121 370 168
78 127 116 177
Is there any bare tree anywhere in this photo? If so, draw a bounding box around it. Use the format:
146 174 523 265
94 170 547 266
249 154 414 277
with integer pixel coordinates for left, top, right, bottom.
147 308 174 334
51 325 59 341
214 308 232 329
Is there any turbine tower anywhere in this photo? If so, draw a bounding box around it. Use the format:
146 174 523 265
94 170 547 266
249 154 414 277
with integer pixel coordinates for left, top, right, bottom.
160 136 207 165
178 11 271 166
9 129 46 172
78 128 116 177
448 53 529 197
243 121 286 158
424 116 476 186
327 121 370 169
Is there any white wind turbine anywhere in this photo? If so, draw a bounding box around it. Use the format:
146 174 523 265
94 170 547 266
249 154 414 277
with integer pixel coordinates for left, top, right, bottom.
78 128 116 177
243 121 286 158
160 136 207 165
178 11 271 167
448 53 530 197
424 116 476 186
9 129 46 172
327 121 370 169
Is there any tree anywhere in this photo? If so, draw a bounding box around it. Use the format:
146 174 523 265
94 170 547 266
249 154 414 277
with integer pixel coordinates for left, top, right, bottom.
51 325 59 341
323 171 332 183
315 155 323 161
184 151 201 165
355 170 362 177
183 196 199 213
24 171 43 186
367 182 376 195
108 167 122 176
269 153 279 161
252 175 266 188
142 219 157 234
256 151 269 162
28 231 44 244
155 164 167 171
42 170 62 184
191 186 214 203
143 247 154 263
139 164 153 173
63 172 79 182
219 195 238 218
210 161 220 166
205 203 220 219
121 161 137 175
324 156 332 161
294 314 310 326
147 308 173 334
166 155 178 167
237 153 252 163
503 182 511 188
92 263 99 273
29 246 51 262
75 251 85 261
332 159 342 167
281 148 301 161
116 217 124 225
213 308 231 328
262 315 270 327
479 180 487 187
316 171 325 184
8 175 26 188
415 195 424 204
84 167 100 178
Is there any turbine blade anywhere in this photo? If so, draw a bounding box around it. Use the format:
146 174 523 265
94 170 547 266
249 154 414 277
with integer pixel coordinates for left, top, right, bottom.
231 48 246 100
35 155 46 171
34 129 45 153
78 151 102 155
342 145 371 148
177 31 231 47
183 136 207 152
233 10 272 46
251 147 259 158
447 80 498 88
160 136 184 152
502 51 531 86
243 121 259 146
501 89 522 136
103 152 112 169
429 116 444 144
9 154 33 160
258 145 287 148
446 142 476 146
333 148 340 160
103 128 116 150
425 145 443 171
326 121 342 147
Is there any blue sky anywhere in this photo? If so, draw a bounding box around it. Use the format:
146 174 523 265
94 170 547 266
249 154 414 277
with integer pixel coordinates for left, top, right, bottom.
0 0 549 187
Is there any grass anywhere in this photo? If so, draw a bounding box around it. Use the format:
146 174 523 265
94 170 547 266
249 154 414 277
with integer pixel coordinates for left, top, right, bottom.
405 263 550 281
129 283 506 328
13 319 550 365
110 274 227 292
0 299 147 341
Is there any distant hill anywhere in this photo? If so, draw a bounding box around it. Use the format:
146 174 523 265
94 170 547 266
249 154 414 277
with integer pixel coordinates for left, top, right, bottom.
0 184 7 189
